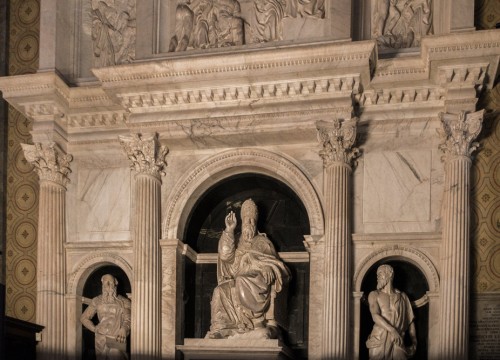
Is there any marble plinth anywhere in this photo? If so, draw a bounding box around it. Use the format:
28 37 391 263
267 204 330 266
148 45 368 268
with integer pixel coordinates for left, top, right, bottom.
177 339 294 360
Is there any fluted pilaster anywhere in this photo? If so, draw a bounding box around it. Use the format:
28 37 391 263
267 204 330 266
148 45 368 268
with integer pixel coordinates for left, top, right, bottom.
316 118 359 359
120 133 168 359
438 110 484 359
21 142 72 359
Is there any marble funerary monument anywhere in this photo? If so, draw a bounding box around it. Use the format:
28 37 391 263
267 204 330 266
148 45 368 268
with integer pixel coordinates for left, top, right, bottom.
0 0 499 359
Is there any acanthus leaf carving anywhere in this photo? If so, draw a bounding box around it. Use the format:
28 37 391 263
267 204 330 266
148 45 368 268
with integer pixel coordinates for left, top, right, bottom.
438 110 485 162
21 142 73 187
119 133 168 179
316 117 360 168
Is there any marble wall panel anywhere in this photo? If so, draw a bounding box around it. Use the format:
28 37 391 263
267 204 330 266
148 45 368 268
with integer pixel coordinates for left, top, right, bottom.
75 166 131 241
363 150 431 223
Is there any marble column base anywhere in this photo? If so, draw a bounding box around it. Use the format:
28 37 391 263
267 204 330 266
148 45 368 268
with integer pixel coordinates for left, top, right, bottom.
177 339 294 360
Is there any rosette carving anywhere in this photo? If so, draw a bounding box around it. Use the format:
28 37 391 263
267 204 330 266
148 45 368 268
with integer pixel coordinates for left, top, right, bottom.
119 133 168 178
21 142 73 187
316 118 360 168
438 110 485 162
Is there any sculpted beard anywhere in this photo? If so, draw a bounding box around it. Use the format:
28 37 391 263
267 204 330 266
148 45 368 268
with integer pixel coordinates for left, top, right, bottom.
242 222 256 241
102 284 117 303
377 276 389 290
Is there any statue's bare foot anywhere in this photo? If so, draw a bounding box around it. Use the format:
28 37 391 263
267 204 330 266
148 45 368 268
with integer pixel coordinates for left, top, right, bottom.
206 331 224 339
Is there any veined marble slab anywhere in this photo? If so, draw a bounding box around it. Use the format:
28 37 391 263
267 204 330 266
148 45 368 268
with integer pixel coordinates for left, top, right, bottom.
76 167 131 241
363 150 431 223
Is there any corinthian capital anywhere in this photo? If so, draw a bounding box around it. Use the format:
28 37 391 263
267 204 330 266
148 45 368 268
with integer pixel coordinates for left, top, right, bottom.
21 143 73 187
316 118 360 168
438 110 484 162
119 133 168 178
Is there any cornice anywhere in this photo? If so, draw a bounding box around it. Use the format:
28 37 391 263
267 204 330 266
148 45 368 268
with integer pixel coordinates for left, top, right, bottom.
0 31 498 139
119 75 360 113
92 41 376 86
372 30 499 85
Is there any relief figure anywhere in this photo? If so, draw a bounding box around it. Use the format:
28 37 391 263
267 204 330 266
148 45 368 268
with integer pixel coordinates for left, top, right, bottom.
91 0 136 67
206 199 291 339
366 265 417 360
81 274 131 360
169 0 243 52
372 0 432 49
248 0 325 44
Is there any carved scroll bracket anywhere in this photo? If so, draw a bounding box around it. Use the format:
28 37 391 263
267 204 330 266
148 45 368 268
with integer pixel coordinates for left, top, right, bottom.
438 110 485 162
119 133 168 179
21 142 73 187
316 117 360 168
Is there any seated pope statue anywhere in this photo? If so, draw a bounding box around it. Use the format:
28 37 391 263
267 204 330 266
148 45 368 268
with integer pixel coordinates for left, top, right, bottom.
206 198 290 339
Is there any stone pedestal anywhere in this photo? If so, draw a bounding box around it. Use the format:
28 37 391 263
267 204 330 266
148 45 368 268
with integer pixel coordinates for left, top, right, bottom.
438 110 484 359
21 143 72 359
316 118 359 359
120 133 168 359
178 339 294 360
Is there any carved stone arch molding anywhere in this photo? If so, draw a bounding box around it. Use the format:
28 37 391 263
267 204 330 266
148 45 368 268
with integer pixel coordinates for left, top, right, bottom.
68 252 133 296
163 148 324 240
353 245 440 293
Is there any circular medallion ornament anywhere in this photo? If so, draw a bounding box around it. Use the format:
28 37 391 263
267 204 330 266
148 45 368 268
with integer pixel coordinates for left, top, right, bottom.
16 34 39 63
15 222 37 248
15 258 36 285
14 113 32 137
14 147 33 174
489 245 500 279
13 295 36 321
18 1 40 25
14 184 37 211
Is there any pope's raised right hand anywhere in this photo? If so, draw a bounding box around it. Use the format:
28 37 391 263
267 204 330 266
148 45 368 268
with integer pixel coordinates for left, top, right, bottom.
225 211 237 233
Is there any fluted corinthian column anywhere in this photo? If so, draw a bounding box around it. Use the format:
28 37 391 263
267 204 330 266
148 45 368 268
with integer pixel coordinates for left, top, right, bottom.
438 110 484 359
120 133 168 359
316 118 359 359
21 142 72 359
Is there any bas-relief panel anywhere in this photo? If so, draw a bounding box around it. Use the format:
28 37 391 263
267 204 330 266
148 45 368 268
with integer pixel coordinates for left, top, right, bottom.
75 167 131 241
167 0 326 52
362 150 435 231
371 0 433 49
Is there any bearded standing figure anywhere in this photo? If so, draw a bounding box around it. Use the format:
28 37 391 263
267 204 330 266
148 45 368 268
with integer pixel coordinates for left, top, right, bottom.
366 265 417 360
206 198 290 339
81 274 131 360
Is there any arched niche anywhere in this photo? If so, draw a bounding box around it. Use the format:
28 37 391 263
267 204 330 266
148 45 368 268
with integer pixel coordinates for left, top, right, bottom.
81 265 132 360
353 247 440 360
162 148 324 240
181 172 311 359
66 253 132 360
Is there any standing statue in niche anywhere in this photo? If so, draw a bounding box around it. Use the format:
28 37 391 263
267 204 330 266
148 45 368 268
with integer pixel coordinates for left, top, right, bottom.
169 0 244 52
91 0 136 67
81 274 131 360
366 265 417 359
372 0 432 49
206 199 291 339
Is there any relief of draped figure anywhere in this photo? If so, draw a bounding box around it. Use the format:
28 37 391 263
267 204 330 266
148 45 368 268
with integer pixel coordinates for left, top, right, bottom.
169 0 244 52
372 0 433 49
169 0 326 52
248 0 325 44
91 0 136 67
